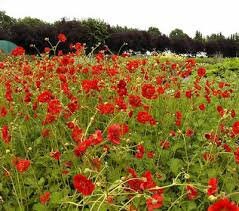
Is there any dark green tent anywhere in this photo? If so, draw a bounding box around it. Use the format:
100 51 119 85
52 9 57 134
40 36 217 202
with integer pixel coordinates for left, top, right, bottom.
0 40 17 54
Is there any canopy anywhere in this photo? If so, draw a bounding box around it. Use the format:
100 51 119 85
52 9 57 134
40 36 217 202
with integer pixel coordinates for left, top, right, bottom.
0 40 17 54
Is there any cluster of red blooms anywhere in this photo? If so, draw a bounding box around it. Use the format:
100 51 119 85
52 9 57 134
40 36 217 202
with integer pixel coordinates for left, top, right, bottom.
11 46 25 56
1 35 239 210
74 130 103 157
37 90 62 125
207 178 218 196
107 123 129 144
137 111 156 125
73 174 95 195
126 168 164 210
175 111 183 127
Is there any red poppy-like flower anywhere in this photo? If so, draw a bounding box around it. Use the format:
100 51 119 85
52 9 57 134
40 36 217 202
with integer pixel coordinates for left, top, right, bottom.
0 106 7 117
40 192 51 205
107 124 122 145
82 79 100 93
14 159 31 173
197 67 206 77
207 178 218 196
142 84 157 99
115 97 127 110
160 140 170 149
135 144 145 159
1 125 11 144
58 33 67 42
146 194 164 211
127 169 156 193
208 198 239 211
71 126 83 143
44 47 51 53
199 103 206 111
129 95 142 107
88 130 103 145
147 151 154 158
186 128 194 137
38 91 54 103
185 90 192 98
232 121 239 135
97 103 115 114
217 105 224 117
50 150 61 160
186 185 198 200
234 148 239 164
137 111 156 125
47 99 62 115
73 174 95 195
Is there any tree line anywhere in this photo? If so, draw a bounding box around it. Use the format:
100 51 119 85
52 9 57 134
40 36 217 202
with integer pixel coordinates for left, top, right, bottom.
1 11 239 57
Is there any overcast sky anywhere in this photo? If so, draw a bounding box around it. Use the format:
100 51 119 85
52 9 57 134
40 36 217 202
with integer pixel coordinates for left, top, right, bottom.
1 0 239 37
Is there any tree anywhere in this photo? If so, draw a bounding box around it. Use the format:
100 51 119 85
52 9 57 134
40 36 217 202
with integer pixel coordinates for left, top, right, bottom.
148 27 161 37
169 28 188 39
18 17 46 27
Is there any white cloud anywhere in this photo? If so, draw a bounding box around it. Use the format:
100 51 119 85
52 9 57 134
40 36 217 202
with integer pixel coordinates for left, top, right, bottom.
1 0 239 37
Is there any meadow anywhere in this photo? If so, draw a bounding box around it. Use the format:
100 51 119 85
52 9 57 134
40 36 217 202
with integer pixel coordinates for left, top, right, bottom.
0 35 239 211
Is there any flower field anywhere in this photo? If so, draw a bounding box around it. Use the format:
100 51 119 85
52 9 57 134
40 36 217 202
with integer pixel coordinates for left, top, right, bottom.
0 35 239 211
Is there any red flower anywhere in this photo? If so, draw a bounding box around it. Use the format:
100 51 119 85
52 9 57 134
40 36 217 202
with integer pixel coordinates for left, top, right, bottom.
135 144 145 159
186 185 198 200
82 79 100 93
97 103 115 114
137 111 156 125
38 91 54 103
47 99 62 115
11 46 25 56
146 194 164 211
217 105 224 117
232 121 239 135
71 126 83 143
234 148 239 164
129 95 142 107
186 128 194 137
50 150 61 160
142 84 157 99
15 159 31 173
199 103 206 111
0 62 5 69
73 174 95 195
197 67 206 77
1 125 11 144
40 192 50 204
208 198 239 211
0 106 7 117
207 178 218 196
160 140 170 149
107 124 125 145
88 130 103 145
127 169 156 192
185 90 192 98
58 33 67 42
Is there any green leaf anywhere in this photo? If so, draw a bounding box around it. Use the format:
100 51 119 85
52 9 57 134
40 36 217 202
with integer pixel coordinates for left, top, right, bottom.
32 203 47 211
181 201 197 211
168 158 183 175
50 192 63 204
